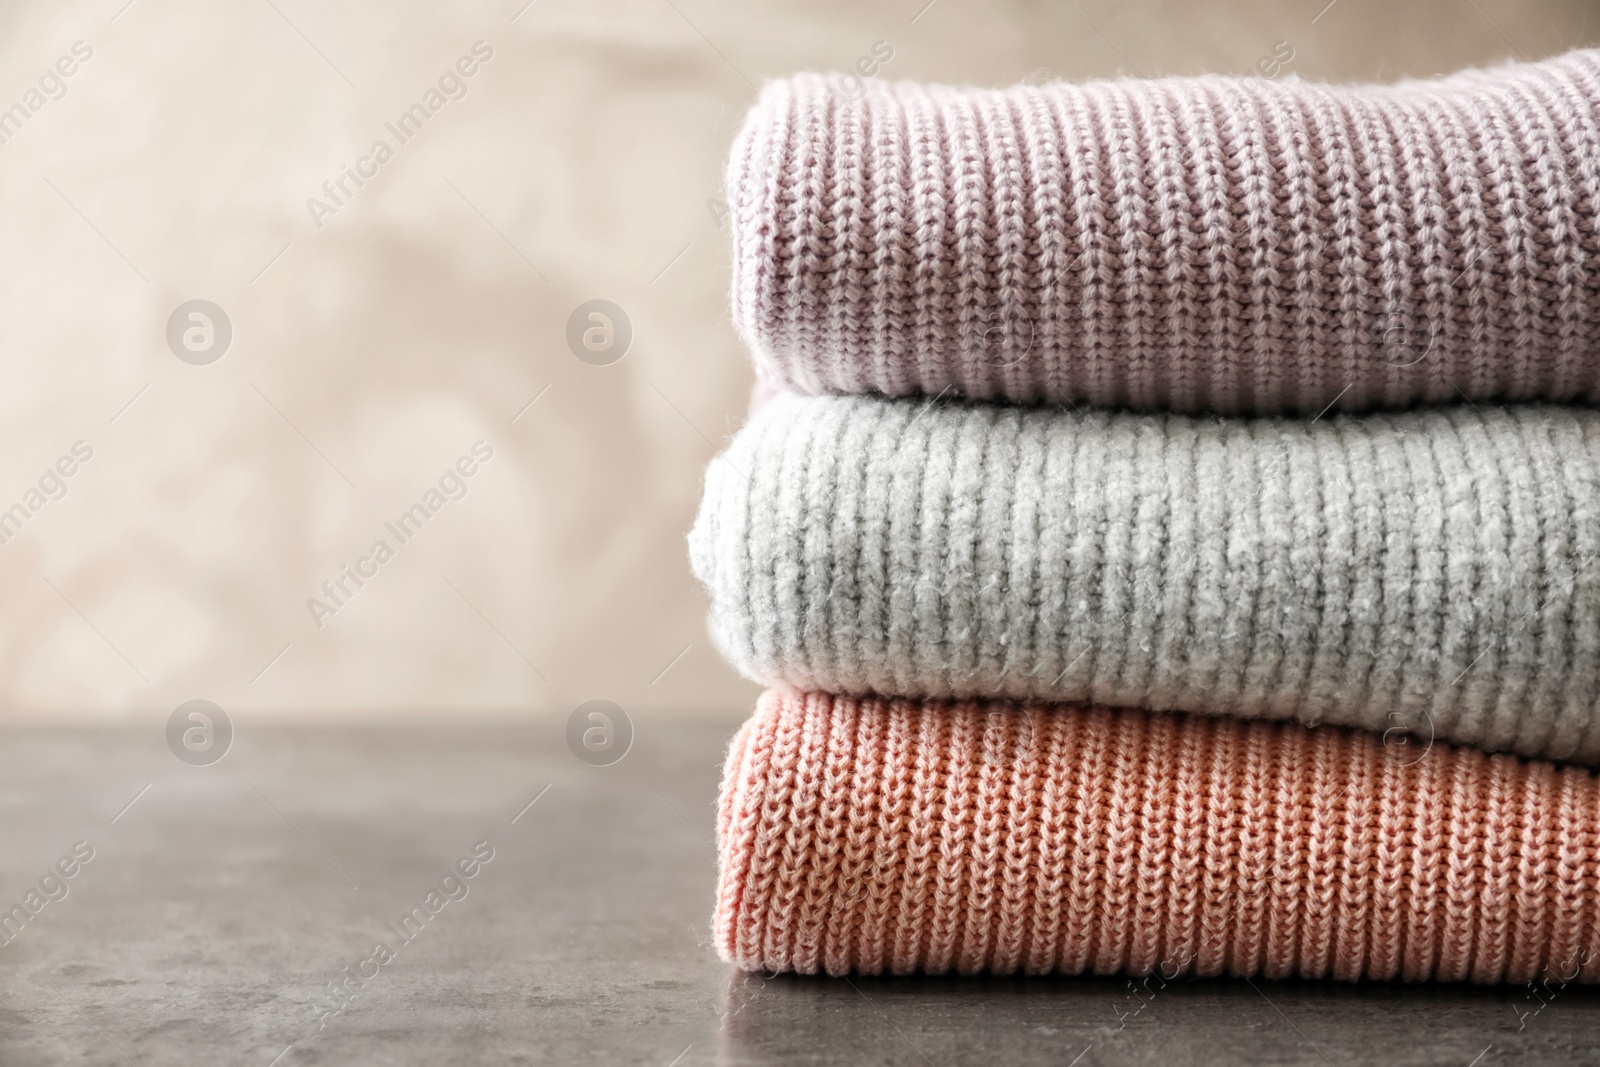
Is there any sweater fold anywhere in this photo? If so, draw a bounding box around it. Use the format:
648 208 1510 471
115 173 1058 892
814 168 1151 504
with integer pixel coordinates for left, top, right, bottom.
715 689 1600 982
728 50 1600 415
691 393 1600 763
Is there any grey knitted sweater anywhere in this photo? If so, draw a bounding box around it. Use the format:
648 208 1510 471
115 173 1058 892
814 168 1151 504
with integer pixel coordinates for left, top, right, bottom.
690 394 1600 763
729 50 1600 415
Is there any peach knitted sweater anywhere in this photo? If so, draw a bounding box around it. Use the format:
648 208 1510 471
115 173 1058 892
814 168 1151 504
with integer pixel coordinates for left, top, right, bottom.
728 50 1600 415
715 689 1600 983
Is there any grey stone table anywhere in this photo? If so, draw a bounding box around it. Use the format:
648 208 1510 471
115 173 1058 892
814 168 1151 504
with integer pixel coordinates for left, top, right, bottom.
0 715 1595 1066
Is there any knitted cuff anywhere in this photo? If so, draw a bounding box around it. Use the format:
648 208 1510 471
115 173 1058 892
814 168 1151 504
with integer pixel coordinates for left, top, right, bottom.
728 51 1600 415
715 689 1600 983
689 393 1600 763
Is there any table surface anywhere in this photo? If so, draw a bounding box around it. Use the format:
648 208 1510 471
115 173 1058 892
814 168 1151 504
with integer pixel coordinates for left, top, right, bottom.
0 716 1595 1067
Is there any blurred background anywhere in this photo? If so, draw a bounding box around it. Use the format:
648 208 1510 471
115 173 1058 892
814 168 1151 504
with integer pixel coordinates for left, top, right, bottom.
0 0 1594 723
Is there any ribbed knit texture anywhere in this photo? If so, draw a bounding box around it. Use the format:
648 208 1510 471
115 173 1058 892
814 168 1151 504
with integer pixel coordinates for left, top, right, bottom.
729 50 1600 415
716 689 1600 982
690 393 1600 763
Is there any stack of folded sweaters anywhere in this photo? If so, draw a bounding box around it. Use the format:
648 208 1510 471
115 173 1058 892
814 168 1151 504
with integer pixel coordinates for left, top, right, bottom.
690 49 1600 984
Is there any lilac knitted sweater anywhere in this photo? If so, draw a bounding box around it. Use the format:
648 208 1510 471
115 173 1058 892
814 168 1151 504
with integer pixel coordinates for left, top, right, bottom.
729 50 1600 415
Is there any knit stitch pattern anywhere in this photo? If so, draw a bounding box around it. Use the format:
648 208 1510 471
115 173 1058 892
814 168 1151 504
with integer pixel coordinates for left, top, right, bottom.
729 50 1600 415
690 394 1600 763
716 689 1600 982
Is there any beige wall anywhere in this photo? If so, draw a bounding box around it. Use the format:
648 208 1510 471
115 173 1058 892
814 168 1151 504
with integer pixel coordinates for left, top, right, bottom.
0 0 1592 720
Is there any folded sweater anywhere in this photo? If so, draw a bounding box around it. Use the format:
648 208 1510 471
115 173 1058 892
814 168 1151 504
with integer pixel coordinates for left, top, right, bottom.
690 394 1600 762
715 689 1600 982
728 50 1600 415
